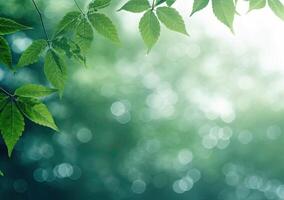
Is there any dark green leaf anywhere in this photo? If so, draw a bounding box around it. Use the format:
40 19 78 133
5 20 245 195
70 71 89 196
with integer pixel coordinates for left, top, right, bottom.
156 6 188 35
0 17 31 35
166 0 176 6
0 101 25 157
17 39 47 67
44 50 67 93
88 13 120 43
0 36 12 70
118 0 151 13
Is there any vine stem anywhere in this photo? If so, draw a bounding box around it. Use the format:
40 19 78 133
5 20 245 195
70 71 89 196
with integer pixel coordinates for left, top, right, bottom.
73 0 84 14
31 0 51 47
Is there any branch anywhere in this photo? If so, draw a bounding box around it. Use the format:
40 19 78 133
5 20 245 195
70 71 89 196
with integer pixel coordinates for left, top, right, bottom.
31 0 51 47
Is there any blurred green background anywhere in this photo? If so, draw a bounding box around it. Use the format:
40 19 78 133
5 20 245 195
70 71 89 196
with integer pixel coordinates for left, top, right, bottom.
2 0 284 199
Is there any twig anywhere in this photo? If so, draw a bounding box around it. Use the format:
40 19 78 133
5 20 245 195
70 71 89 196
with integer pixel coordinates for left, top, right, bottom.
31 0 51 47
73 0 84 14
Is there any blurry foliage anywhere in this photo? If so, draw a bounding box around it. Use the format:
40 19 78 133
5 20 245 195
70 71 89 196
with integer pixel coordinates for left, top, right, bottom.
1 0 284 200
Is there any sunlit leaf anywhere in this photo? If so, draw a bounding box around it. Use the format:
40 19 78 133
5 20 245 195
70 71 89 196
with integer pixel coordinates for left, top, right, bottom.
139 10 160 51
190 0 209 16
54 11 81 37
88 13 120 43
268 0 284 20
212 0 235 32
118 0 151 13
19 98 58 131
15 84 57 98
249 0 266 12
156 6 188 35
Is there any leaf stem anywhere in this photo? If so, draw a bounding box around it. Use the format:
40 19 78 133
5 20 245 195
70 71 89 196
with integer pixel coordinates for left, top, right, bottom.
31 0 51 47
0 87 12 97
151 0 156 10
73 0 84 14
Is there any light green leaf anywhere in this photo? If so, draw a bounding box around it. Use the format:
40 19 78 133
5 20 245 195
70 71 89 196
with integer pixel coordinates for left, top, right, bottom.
190 0 210 16
0 170 3 176
44 50 67 93
139 10 160 51
0 101 25 157
88 0 111 11
88 13 120 43
166 0 176 6
17 39 47 67
0 36 12 70
54 11 81 37
118 0 151 13
249 0 266 11
268 0 284 20
19 99 58 131
156 6 188 35
212 0 235 32
0 17 31 35
74 19 94 54
15 84 57 98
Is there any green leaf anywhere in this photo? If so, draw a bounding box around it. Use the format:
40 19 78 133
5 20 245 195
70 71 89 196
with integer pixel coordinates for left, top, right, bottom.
54 11 81 37
88 13 120 43
268 0 284 20
166 0 176 6
156 0 166 6
156 6 188 35
17 39 47 67
18 99 58 131
0 94 8 111
74 19 94 54
15 84 57 98
118 0 151 13
0 36 12 70
0 17 31 35
212 0 235 32
0 170 3 176
139 10 160 51
53 37 86 65
190 0 210 16
0 101 25 157
88 0 111 11
249 0 266 11
44 50 67 93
